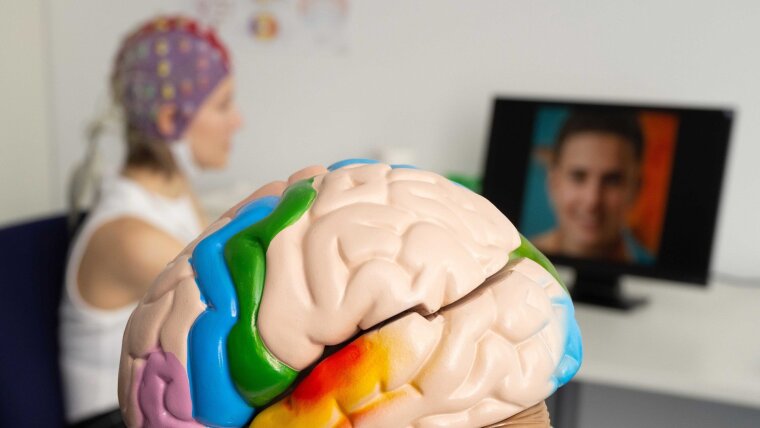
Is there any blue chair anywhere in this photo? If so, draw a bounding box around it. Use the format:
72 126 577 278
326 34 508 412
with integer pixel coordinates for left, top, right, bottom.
0 214 73 427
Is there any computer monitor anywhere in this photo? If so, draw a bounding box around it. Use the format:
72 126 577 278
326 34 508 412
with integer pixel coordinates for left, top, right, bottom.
481 97 734 310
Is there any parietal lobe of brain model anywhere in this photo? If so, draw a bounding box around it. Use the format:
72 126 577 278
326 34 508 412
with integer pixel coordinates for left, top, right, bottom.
118 159 582 428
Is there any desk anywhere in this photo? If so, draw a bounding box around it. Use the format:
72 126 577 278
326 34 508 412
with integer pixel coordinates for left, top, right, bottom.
571 276 760 409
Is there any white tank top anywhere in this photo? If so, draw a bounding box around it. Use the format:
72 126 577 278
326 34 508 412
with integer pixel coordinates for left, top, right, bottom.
60 175 202 423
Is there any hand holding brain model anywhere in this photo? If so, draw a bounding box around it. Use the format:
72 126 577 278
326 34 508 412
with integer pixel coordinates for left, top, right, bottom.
118 160 582 427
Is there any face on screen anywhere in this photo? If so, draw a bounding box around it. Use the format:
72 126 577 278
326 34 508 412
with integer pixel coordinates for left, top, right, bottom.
547 131 640 258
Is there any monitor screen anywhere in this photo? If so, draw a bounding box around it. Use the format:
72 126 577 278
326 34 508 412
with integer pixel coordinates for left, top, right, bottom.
482 98 733 286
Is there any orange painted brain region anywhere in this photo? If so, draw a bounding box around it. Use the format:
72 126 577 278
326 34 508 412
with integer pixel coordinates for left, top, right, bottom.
118 160 582 427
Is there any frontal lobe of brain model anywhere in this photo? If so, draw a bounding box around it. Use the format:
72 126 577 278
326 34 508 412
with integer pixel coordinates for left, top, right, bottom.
118 159 582 428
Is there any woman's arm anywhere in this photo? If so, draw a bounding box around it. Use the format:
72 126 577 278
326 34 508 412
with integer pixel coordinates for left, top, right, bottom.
77 217 185 309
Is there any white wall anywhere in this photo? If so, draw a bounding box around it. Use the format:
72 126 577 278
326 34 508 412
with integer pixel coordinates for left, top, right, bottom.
44 0 760 276
0 0 52 225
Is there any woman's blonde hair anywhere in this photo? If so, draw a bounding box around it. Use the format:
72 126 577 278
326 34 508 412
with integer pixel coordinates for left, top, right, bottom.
110 74 178 176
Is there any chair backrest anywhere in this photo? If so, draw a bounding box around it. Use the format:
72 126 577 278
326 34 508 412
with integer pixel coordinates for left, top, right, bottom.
0 214 72 427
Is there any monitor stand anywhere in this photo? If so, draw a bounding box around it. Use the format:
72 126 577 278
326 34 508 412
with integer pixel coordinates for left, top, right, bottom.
570 270 647 311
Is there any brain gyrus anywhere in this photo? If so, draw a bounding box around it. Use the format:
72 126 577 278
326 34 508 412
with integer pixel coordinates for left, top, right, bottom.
118 160 582 428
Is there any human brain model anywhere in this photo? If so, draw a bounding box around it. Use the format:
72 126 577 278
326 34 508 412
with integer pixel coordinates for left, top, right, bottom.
118 160 582 427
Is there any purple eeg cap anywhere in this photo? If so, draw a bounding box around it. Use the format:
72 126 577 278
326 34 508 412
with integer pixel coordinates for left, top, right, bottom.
112 16 231 142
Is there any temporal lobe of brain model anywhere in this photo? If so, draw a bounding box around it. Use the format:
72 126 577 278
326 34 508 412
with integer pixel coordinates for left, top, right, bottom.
118 160 582 428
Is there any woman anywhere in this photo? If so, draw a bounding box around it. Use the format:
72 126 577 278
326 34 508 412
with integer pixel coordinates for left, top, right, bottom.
60 16 241 426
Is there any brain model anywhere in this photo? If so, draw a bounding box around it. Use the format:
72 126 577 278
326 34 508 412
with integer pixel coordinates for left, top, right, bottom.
118 160 582 427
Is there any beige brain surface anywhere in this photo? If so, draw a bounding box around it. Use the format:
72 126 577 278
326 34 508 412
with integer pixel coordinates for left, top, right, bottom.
253 257 571 427
258 164 521 369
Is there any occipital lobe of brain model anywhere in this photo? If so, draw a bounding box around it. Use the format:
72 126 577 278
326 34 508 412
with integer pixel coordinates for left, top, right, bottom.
118 160 582 428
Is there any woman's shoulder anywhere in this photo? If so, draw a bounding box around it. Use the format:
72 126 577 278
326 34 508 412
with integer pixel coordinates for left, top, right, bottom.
77 216 184 309
90 216 182 255
86 216 185 282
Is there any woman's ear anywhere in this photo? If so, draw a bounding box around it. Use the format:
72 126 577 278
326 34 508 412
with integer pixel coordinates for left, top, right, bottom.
156 103 177 138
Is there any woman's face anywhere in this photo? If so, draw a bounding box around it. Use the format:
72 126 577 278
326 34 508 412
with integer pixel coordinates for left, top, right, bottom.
183 77 242 169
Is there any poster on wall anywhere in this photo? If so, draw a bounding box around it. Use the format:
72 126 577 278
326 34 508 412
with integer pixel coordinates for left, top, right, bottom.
297 0 349 51
194 0 235 28
187 0 349 53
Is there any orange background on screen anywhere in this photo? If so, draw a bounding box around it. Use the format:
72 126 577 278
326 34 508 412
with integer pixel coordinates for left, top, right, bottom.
627 112 679 254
